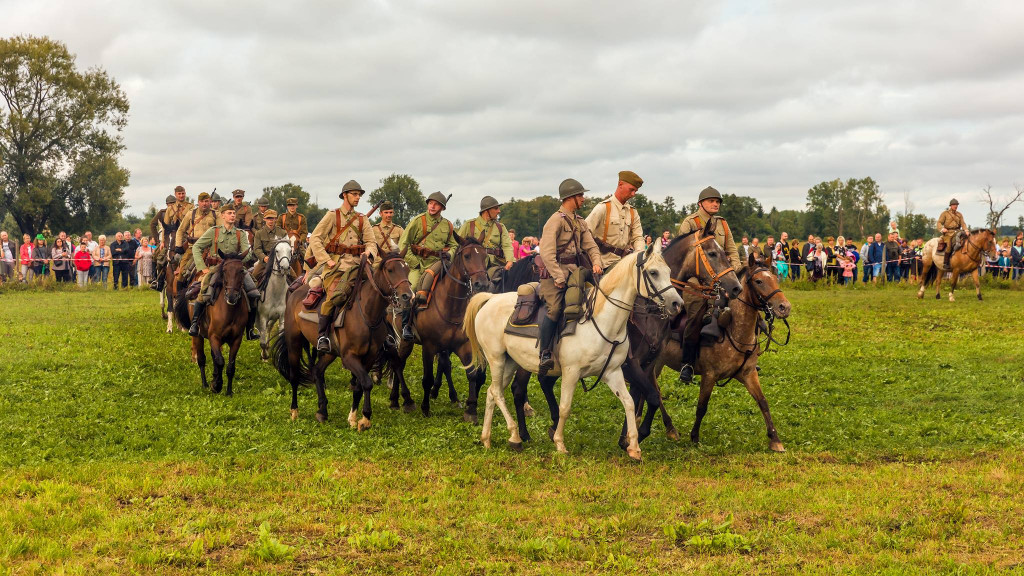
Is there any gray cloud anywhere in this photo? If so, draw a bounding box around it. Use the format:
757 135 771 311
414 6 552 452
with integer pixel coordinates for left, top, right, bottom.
4 0 1024 228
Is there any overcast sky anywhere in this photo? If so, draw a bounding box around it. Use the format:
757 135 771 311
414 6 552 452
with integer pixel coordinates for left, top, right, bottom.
4 0 1024 226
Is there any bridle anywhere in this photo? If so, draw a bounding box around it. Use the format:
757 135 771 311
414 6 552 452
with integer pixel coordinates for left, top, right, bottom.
269 239 292 276
432 243 490 326
670 231 735 300
357 254 412 330
730 264 791 352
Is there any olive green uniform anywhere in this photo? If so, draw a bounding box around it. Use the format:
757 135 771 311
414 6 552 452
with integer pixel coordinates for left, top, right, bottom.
458 215 514 281
307 207 379 316
398 212 459 296
373 221 404 253
231 201 255 231
937 209 967 253
538 206 602 322
584 196 645 269
251 226 287 280
677 205 741 343
175 207 218 282
191 225 256 303
253 207 276 233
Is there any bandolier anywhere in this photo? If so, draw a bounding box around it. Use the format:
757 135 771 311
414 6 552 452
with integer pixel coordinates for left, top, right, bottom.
372 201 404 253
154 185 193 276
230 189 255 232
457 195 514 284
252 197 275 233
278 199 308 246
584 170 645 270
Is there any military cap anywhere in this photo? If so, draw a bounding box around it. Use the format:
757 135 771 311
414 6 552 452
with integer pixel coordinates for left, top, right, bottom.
232 189 245 198
219 204 236 214
174 185 185 192
618 170 643 189
212 193 223 203
340 180 365 198
558 178 588 201
427 191 448 208
257 197 270 207
263 209 278 219
698 186 722 203
479 195 501 213
949 198 959 206
165 195 176 205
380 201 394 211
286 197 298 206
197 192 211 201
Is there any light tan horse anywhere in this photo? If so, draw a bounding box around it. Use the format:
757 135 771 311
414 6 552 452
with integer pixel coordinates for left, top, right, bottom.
917 228 996 301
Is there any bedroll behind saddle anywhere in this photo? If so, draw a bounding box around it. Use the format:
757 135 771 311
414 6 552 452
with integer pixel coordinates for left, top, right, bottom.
504 282 578 340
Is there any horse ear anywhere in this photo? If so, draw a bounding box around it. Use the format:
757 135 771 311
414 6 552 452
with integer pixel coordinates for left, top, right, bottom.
748 251 757 268
649 239 661 256
453 231 465 245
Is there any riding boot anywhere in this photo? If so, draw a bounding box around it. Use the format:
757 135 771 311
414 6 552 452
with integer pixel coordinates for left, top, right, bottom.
400 308 414 341
538 316 557 376
246 298 259 340
316 313 333 352
189 301 206 336
678 340 698 384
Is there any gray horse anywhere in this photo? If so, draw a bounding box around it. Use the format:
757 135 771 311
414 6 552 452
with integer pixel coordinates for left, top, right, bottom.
257 239 293 360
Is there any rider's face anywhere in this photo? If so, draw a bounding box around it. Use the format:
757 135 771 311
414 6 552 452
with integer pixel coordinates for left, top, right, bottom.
701 198 721 215
222 211 236 225
381 209 394 222
427 200 443 216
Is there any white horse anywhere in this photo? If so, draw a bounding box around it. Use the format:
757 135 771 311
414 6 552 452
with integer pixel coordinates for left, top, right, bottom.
463 243 682 461
257 239 293 360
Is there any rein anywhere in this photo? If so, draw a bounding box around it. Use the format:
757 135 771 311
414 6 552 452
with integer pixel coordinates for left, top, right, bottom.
259 239 292 302
357 255 410 330
670 232 734 300
716 265 791 385
432 245 489 326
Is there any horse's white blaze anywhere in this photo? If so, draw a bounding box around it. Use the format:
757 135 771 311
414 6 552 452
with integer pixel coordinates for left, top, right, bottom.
469 248 680 457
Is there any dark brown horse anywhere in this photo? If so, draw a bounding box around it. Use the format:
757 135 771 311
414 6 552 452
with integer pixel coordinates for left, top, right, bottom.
161 259 179 334
272 252 412 428
174 252 250 395
653 250 791 452
917 228 996 301
387 236 490 418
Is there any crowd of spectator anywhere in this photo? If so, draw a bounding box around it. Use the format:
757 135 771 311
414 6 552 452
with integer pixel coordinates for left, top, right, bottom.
0 228 157 288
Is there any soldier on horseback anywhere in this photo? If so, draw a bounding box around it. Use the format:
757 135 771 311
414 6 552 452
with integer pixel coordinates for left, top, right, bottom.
278 197 308 253
251 209 286 282
302 180 378 353
676 186 741 383
174 192 218 286
230 189 255 233
148 194 177 291
372 201 404 253
189 204 261 339
397 191 459 341
537 178 603 375
152 186 193 289
584 171 645 269
457 196 514 285
252 197 276 233
937 198 968 270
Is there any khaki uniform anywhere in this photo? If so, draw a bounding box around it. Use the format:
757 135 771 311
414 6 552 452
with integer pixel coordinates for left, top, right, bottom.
937 209 967 253
373 221 404 253
677 206 741 343
458 215 514 281
584 196 645 269
231 201 255 231
253 208 273 233
251 226 287 280
155 200 191 270
175 207 218 281
150 208 171 271
164 200 193 232
538 206 602 322
307 207 379 316
278 211 307 240
398 212 459 294
191 225 254 302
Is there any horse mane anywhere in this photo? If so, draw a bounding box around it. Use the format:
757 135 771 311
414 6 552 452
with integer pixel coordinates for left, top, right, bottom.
665 229 698 251
970 228 992 235
502 253 538 291
592 250 666 315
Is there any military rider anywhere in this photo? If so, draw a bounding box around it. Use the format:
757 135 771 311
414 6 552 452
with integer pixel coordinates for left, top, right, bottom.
457 196 514 284
302 180 378 352
230 189 255 233
278 197 308 253
937 198 968 269
397 191 459 341
153 185 193 283
251 209 286 281
189 204 261 339
252 197 274 233
584 170 645 269
174 192 218 285
675 186 742 383
148 194 177 290
372 201 404 253
537 179 604 375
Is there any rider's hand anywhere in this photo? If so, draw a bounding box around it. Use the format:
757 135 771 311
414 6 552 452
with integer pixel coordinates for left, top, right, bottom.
264 256 269 262
327 259 336 268
555 281 565 289
592 264 603 276
941 227 947 234
504 261 513 270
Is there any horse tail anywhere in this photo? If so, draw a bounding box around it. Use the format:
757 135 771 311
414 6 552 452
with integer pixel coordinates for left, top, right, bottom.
924 262 938 287
464 293 495 372
270 329 312 386
173 291 191 330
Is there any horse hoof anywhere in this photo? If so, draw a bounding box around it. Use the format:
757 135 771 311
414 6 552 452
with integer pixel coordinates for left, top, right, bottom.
935 293 940 299
357 417 371 432
389 403 400 411
315 412 327 424
290 409 298 421
225 391 232 397
523 402 535 418
403 402 416 414
770 441 786 453
916 292 923 299
463 412 478 425
666 428 681 442
260 351 269 361
555 443 569 455
618 436 629 451
348 412 358 429
508 441 523 453
978 294 983 301
626 447 642 462
522 431 532 443
547 426 556 441
421 407 431 418
481 437 491 450
690 434 700 445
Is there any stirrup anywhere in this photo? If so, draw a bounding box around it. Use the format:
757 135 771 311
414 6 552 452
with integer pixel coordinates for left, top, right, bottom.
316 336 331 352
678 363 695 384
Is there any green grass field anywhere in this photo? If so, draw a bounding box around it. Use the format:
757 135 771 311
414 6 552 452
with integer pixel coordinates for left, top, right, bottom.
1 283 1023 574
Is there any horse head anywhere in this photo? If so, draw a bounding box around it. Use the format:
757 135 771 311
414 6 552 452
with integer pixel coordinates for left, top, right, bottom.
375 251 413 310
272 239 293 275
744 251 791 318
664 231 743 299
452 236 491 294
219 254 247 306
636 243 683 317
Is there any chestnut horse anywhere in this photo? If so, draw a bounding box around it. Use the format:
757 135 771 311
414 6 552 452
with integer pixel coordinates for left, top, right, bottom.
173 252 250 395
653 250 791 452
917 228 996 301
272 252 412 428
161 260 179 334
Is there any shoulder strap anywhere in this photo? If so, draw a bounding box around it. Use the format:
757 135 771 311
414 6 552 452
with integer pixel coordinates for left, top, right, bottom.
329 210 361 245
469 220 476 238
212 227 220 255
602 200 612 242
236 229 242 248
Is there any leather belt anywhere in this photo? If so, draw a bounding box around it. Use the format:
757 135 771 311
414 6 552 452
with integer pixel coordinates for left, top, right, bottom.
594 237 632 258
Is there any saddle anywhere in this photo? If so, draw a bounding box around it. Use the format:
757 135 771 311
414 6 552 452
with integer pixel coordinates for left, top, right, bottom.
415 261 445 310
503 283 579 375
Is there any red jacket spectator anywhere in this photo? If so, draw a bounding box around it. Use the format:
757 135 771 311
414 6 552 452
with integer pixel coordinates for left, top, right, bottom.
74 248 92 272
19 242 32 266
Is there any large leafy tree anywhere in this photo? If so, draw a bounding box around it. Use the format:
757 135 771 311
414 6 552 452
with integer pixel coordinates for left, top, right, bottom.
367 173 426 226
805 177 889 238
0 36 130 236
497 195 561 239
260 182 327 225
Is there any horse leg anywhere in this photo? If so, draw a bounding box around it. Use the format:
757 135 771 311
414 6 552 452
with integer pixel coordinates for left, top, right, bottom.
539 373 560 440
738 369 784 452
463 367 486 424
194 336 208 391
917 262 928 299
649 363 680 441
480 359 501 449
349 382 363 429
690 372 717 444
225 337 241 397
313 353 335 423
487 361 522 450
342 353 374 432
166 289 176 333
210 336 224 394
510 367 532 442
259 314 270 361
429 354 443 400
445 356 459 405
551 368 580 455
160 290 167 319
948 268 960 301
604 369 641 461
396 343 416 412
288 337 303 421
420 343 436 417
972 267 982 300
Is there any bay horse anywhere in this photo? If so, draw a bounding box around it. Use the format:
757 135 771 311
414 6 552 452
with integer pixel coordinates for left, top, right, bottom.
255 239 293 361
272 252 412 428
465 244 684 461
652 250 791 452
173 252 250 395
917 228 996 301
386 236 490 418
161 259 179 334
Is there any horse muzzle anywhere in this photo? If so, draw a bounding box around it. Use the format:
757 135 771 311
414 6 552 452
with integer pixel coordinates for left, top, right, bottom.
772 298 792 319
225 291 241 306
